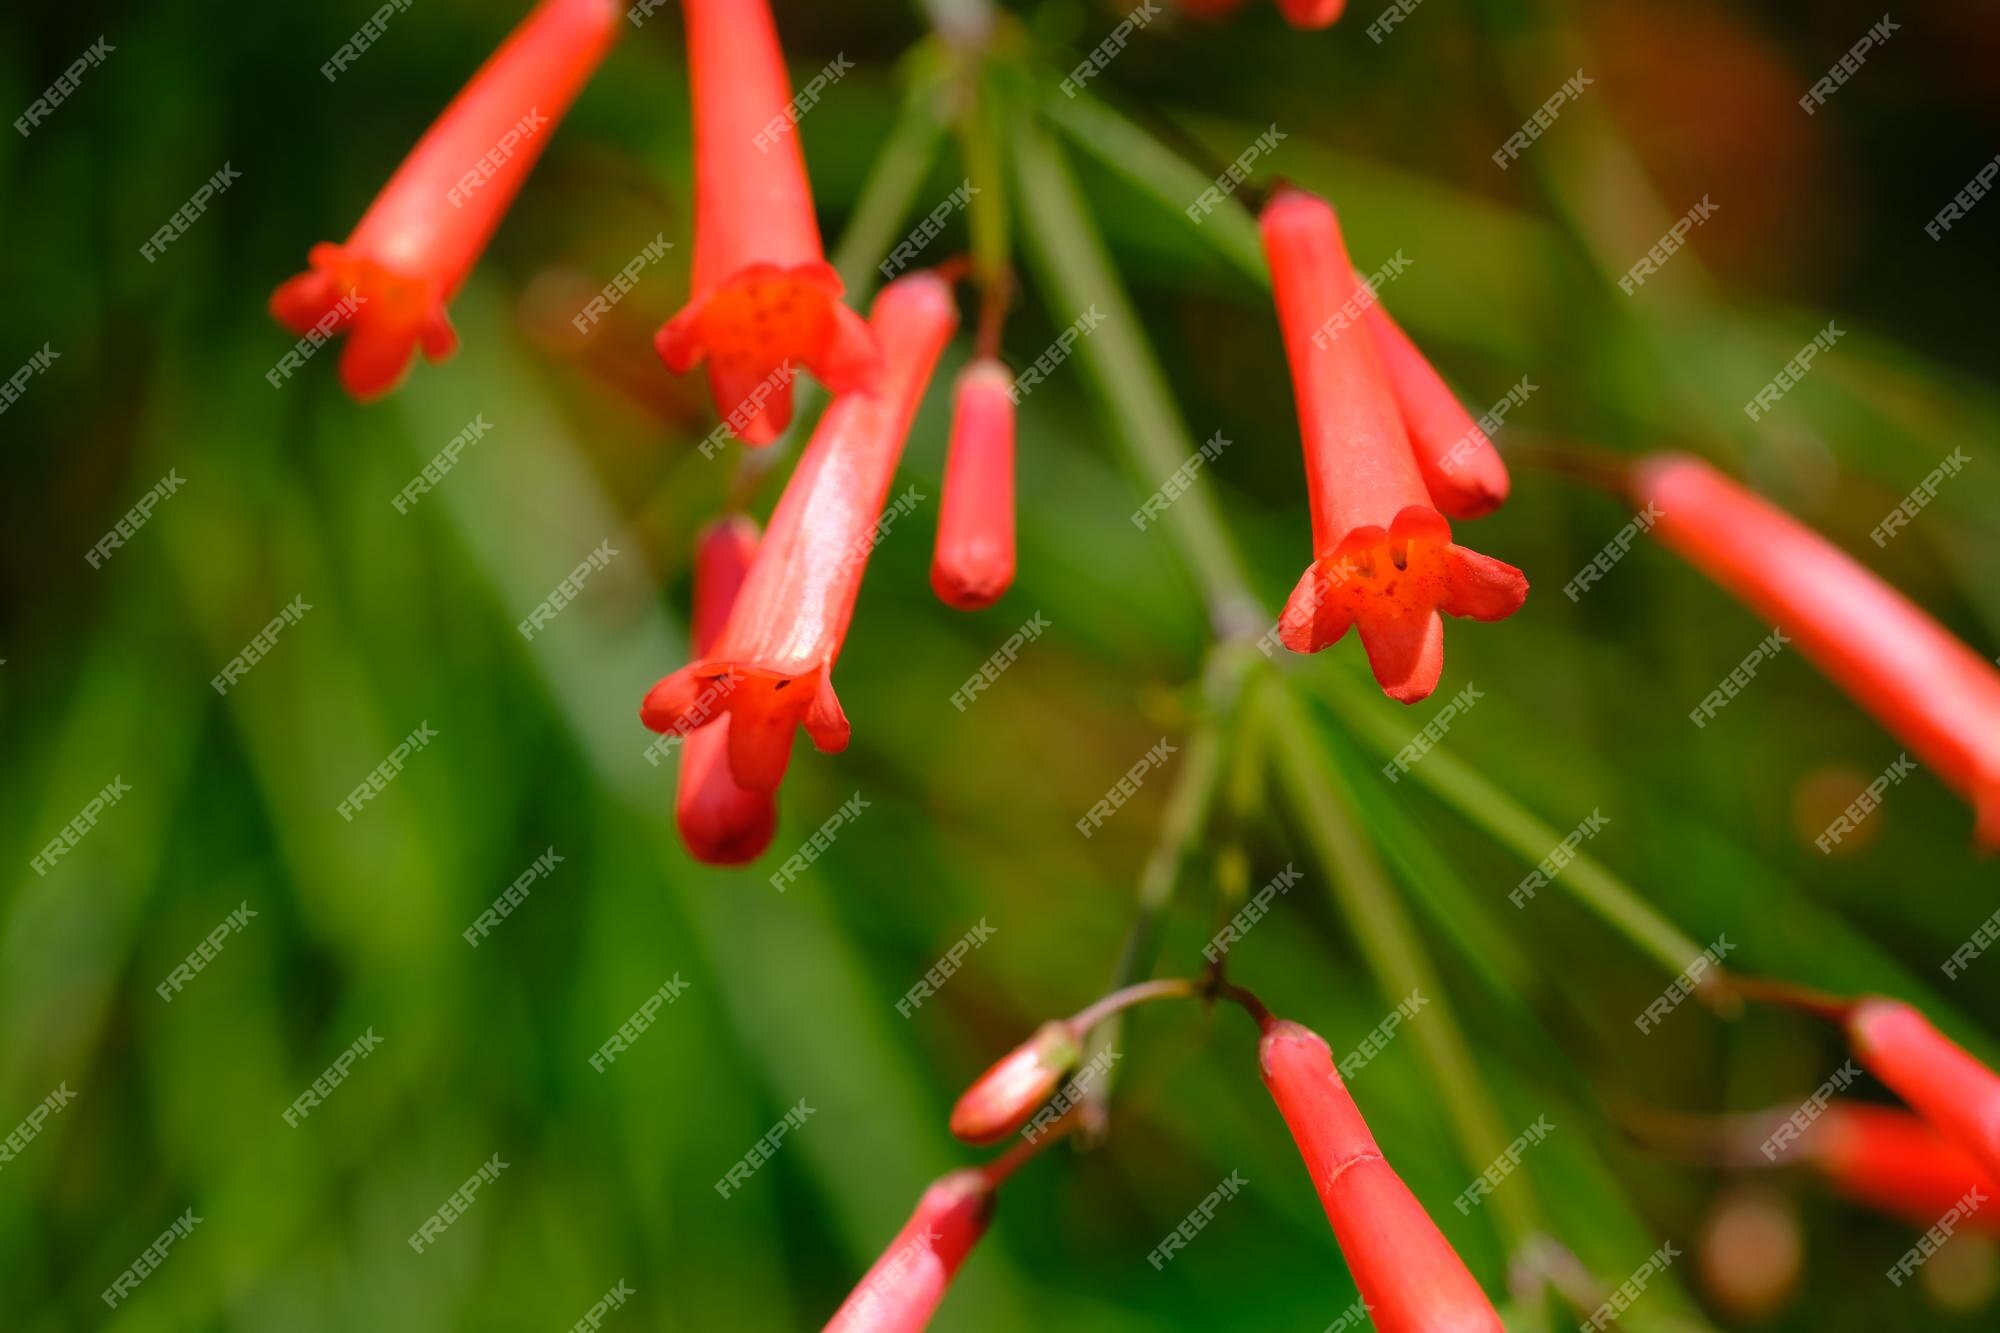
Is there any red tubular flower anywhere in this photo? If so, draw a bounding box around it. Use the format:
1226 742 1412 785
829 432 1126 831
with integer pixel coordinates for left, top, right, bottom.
271 0 618 400
1846 998 2000 1184
931 358 1017 611
1362 304 1511 520
655 0 879 445
1805 1102 2000 1236
1259 1019 1503 1332
824 1169 995 1332
640 273 957 791
1261 188 1528 704
1631 454 2000 848
948 1021 1079 1145
675 517 778 865
1275 0 1346 28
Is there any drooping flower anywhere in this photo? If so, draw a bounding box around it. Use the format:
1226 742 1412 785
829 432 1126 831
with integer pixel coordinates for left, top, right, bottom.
640 272 957 790
1258 1018 1504 1332
655 0 879 445
948 1020 1080 1145
1846 997 2000 1184
932 358 1017 611
824 1169 995 1332
1362 303 1511 520
675 517 777 865
1631 454 2000 848
1261 188 1528 703
271 0 619 400
1803 1102 2000 1235
1274 0 1346 29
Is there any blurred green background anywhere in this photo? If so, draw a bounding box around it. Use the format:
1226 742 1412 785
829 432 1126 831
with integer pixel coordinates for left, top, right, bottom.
5 0 2000 1328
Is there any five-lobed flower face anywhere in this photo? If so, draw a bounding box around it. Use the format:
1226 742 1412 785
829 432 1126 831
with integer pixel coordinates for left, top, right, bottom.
640 272 958 793
270 0 621 399
1260 187 1528 703
655 0 880 445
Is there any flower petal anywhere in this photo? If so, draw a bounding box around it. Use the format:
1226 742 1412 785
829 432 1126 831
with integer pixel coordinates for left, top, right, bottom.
727 698 798 793
1440 545 1531 622
1357 605 1445 705
804 675 851 754
1280 560 1356 653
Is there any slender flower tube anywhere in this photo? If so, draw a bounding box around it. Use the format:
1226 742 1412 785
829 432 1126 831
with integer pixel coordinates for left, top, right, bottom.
948 1021 1080 1145
640 273 957 791
675 517 778 865
1259 1019 1503 1332
824 1169 995 1332
1803 1102 2000 1235
655 0 879 445
1847 998 2000 1184
1261 188 1528 704
1631 454 2000 849
932 358 1017 610
1362 304 1510 520
271 0 619 400
1275 0 1347 29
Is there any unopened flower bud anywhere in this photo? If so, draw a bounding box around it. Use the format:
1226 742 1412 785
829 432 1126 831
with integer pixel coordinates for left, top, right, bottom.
949 1021 1079 1145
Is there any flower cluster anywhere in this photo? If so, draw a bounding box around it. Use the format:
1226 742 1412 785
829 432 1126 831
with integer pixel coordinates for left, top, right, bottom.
272 0 1036 862
271 6 2000 1326
269 0 2000 847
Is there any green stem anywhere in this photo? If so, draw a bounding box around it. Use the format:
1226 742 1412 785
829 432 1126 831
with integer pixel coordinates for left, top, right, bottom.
1265 684 1542 1247
1012 57 1543 1257
959 64 1010 293
1315 677 1706 978
1011 107 1262 637
1040 87 1266 287
1075 656 1239 1135
831 75 950 299
1107 645 1256 989
1108 726 1227 984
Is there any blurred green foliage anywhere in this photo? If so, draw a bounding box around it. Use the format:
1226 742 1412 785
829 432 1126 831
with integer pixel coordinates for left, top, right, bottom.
4 1 1999 1329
